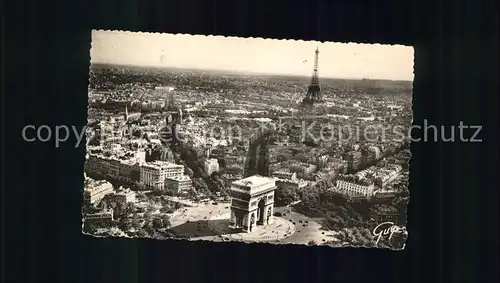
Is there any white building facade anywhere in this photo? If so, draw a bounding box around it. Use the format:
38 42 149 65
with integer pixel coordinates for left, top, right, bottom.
140 161 184 190
204 158 219 176
164 175 193 193
84 180 114 205
334 179 375 198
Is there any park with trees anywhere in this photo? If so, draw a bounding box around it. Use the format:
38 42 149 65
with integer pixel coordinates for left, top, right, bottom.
286 182 408 248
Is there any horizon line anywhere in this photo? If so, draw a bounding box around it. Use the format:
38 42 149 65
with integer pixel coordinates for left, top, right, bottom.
90 62 414 82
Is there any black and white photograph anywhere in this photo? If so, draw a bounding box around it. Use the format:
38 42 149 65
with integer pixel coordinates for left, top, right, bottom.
83 30 413 249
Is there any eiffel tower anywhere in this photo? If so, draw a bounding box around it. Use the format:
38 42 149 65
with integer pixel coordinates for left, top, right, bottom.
302 47 324 106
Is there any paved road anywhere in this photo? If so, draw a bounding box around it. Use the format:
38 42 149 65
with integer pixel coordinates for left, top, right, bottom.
162 196 199 207
274 207 338 245
169 203 337 245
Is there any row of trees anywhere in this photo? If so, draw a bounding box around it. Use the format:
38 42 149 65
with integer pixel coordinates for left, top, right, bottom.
172 143 207 178
82 208 172 239
206 172 230 197
334 227 407 249
294 188 409 231
117 212 172 231
170 141 233 199
142 139 225 200
273 176 336 207
274 186 301 206
335 227 377 247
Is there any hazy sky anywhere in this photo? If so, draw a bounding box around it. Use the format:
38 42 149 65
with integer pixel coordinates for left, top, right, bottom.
91 30 414 81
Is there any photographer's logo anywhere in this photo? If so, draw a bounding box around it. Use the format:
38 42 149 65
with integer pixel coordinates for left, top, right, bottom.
372 222 405 245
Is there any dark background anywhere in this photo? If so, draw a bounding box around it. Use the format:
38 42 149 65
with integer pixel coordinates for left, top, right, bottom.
2 0 498 282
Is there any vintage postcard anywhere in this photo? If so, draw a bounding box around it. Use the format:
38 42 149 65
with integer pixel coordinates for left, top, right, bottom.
83 30 413 250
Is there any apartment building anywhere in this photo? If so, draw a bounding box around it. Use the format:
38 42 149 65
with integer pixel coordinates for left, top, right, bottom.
84 180 114 205
275 179 308 191
374 164 402 188
271 171 297 181
110 188 136 203
164 175 193 193
334 175 375 198
140 161 184 190
344 151 363 171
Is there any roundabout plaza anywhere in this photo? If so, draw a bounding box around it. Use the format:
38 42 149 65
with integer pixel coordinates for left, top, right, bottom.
169 202 296 242
170 175 296 243
169 175 337 244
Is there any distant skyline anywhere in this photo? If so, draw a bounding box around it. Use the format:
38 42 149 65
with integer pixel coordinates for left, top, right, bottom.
91 30 414 81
